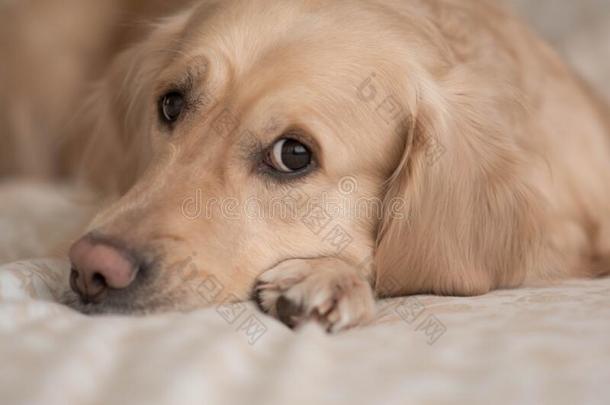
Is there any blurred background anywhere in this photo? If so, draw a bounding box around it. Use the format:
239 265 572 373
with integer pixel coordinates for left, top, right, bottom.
507 0 610 100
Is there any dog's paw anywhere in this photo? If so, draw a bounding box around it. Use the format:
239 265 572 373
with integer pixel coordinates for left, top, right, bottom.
253 258 375 333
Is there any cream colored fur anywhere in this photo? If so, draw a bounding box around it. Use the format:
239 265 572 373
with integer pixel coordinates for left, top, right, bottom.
1 0 609 331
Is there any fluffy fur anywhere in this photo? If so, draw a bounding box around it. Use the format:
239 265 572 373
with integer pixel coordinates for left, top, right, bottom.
2 0 609 331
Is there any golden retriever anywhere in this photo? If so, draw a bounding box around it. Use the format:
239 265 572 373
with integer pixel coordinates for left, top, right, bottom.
2 0 609 332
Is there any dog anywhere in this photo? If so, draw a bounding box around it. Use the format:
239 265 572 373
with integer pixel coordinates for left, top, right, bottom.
2 0 609 332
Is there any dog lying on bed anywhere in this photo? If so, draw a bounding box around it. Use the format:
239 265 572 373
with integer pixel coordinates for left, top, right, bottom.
2 0 609 332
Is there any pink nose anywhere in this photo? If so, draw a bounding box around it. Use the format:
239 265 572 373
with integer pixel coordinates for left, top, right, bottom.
69 235 138 302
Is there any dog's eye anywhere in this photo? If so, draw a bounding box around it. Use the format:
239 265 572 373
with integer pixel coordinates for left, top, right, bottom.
159 92 185 123
266 138 313 173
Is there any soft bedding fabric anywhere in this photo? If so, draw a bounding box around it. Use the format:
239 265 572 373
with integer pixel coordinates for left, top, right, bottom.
0 181 96 263
1 258 610 405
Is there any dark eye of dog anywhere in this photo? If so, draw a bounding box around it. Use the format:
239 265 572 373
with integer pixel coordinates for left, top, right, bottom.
266 138 313 173
159 92 185 123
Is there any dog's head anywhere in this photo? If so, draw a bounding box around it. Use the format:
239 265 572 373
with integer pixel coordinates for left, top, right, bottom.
66 0 537 314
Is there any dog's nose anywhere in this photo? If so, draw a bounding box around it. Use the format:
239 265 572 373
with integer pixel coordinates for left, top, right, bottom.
69 235 138 302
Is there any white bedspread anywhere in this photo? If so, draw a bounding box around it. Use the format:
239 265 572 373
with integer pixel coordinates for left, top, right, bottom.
1 183 609 405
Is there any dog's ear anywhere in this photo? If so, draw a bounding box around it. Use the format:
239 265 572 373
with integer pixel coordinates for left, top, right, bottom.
60 14 189 195
374 66 543 297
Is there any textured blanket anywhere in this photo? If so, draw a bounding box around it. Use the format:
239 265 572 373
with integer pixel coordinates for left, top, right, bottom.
1 258 609 405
